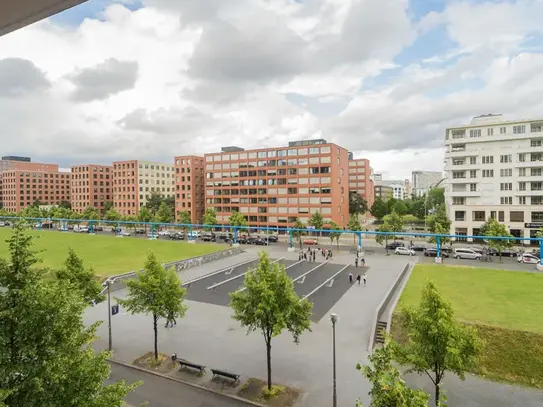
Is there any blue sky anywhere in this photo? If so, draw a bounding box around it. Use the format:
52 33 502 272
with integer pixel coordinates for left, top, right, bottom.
50 0 142 26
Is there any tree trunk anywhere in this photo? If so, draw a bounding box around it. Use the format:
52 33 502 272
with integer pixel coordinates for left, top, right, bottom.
435 383 440 406
153 313 159 360
336 239 339 251
499 250 502 263
266 337 272 391
299 238 302 250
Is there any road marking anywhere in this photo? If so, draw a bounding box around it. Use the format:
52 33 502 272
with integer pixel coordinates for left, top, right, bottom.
326 279 334 288
303 264 350 299
237 259 307 292
207 258 284 290
181 258 258 287
224 268 234 275
297 276 306 284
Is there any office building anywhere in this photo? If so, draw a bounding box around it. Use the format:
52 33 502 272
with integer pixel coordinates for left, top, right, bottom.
71 164 113 213
403 179 412 199
1 168 71 212
204 139 350 229
112 160 175 216
412 170 443 197
174 155 205 224
348 157 375 209
374 184 394 201
444 114 543 243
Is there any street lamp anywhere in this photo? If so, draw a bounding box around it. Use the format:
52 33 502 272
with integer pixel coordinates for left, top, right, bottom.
330 313 339 407
105 277 121 351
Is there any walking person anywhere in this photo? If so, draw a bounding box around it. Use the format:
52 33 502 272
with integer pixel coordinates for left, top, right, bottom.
361 257 366 267
363 272 367 286
356 274 361 285
304 252 307 261
313 250 316 262
348 271 353 284
355 257 358 267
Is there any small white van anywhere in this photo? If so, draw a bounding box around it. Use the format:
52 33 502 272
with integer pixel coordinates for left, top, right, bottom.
454 248 482 260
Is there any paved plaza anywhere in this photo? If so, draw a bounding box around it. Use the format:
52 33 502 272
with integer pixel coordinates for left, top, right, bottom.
85 246 543 407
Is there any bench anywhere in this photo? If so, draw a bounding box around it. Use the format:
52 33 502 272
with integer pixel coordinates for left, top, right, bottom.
211 368 240 383
178 359 206 375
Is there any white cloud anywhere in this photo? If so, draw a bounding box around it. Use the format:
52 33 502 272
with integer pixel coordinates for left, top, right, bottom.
0 0 541 180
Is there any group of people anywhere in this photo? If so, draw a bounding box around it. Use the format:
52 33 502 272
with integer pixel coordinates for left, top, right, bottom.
299 247 317 262
349 270 367 286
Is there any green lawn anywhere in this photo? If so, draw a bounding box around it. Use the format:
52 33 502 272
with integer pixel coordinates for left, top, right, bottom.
0 228 226 279
398 264 543 333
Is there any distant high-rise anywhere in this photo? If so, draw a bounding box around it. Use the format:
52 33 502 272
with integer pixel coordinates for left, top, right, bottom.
412 171 443 197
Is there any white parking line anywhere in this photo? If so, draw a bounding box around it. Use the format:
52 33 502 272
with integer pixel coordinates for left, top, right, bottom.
297 276 306 284
207 258 285 290
303 264 350 299
236 259 310 292
182 258 257 287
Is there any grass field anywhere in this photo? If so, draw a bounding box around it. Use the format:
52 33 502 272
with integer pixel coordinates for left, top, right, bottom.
0 228 226 279
394 264 543 388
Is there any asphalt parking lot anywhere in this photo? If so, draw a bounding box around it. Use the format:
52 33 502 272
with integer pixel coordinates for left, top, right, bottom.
183 257 364 322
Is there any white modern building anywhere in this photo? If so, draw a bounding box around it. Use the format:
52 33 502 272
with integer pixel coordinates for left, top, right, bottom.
444 114 543 245
412 170 443 197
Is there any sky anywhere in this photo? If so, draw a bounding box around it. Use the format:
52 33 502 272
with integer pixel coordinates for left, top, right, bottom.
1 0 543 180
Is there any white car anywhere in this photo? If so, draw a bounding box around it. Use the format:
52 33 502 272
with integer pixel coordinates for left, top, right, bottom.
395 247 415 256
517 253 540 264
158 230 171 236
121 231 131 237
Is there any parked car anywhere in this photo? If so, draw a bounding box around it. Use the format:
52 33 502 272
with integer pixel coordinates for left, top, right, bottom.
158 230 171 237
135 229 146 235
94 226 104 232
303 238 318 245
263 235 278 243
488 248 518 257
410 244 427 252
424 248 449 258
121 231 131 236
73 225 89 233
201 234 216 242
147 232 158 238
386 242 404 250
0 222 5 227
395 247 415 256
254 238 269 246
517 253 540 264
454 248 482 260
468 246 484 255
168 232 185 240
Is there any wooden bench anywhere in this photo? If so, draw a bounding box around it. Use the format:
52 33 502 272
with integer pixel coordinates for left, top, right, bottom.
178 359 206 375
211 368 240 383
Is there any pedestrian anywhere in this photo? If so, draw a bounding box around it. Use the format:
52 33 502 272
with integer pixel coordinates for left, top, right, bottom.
356 250 359 259
348 271 353 284
356 274 361 285
363 272 367 286
322 247 326 257
361 258 366 267
329 250 333 259
355 257 358 267
298 251 302 261
313 250 316 262
304 252 307 261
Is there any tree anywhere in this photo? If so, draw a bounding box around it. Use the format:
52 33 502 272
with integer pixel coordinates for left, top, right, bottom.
117 252 188 360
202 208 217 231
356 339 429 407
308 211 324 241
427 187 445 210
125 214 138 233
427 205 451 235
410 198 426 220
145 192 164 215
102 200 114 213
482 218 515 262
0 222 137 406
103 208 122 222
291 218 306 249
427 223 451 253
386 197 398 214
375 222 393 254
347 215 362 245
56 248 104 304
229 210 248 236
388 210 404 238
349 192 368 215
230 251 312 391
329 221 342 250
58 200 72 209
155 201 174 224
370 198 388 220
138 206 153 231
82 205 100 221
537 226 543 239
392 200 409 216
392 282 482 406
177 210 192 235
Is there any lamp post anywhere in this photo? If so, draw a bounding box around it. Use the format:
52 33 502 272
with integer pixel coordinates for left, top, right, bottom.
105 277 121 351
330 313 339 407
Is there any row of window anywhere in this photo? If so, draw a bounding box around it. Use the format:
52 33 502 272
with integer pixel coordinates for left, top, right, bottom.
113 162 174 171
348 160 369 167
451 124 543 139
72 166 111 173
454 210 543 223
175 158 204 166
451 167 543 178
205 156 335 171
206 146 336 162
452 196 543 205
206 196 335 205
206 187 334 196
72 173 110 179
3 172 70 178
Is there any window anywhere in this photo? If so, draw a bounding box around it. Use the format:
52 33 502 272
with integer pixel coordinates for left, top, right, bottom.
519 153 526 162
532 182 543 191
469 129 481 138
510 211 524 222
500 197 513 205
500 126 506 134
482 170 494 178
519 182 526 191
469 157 477 164
531 168 542 177
500 182 512 191
531 212 543 222
518 196 527 205
469 170 477 178
513 125 526 134
533 197 543 205
482 156 493 164
452 197 465 205
472 211 486 221
487 128 494 136
452 171 466 179
500 168 512 177
455 211 466 221
500 154 512 163
469 183 477 192
531 139 542 147
519 168 527 177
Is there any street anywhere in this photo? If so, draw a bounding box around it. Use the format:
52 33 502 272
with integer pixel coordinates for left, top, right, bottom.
107 362 249 407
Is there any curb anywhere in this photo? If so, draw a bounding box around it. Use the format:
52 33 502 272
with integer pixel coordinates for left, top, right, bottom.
107 358 265 407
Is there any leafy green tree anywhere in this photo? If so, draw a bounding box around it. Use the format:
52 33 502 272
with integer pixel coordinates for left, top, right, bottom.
82 206 100 221
386 197 398 213
103 208 122 222
370 198 388 220
145 192 165 216
375 222 393 254
102 200 114 214
426 205 451 234
56 248 104 304
125 214 138 233
356 339 429 407
537 226 543 239
388 210 404 238
427 187 445 210
481 218 515 261
229 210 248 236
59 200 72 210
0 222 137 406
410 198 426 220
155 201 174 224
291 218 306 249
202 208 217 231
427 223 451 253
392 281 482 406
230 251 312 391
20 205 41 219
329 221 342 250
308 211 324 241
347 215 362 245
138 206 153 231
177 210 192 235
392 200 409 216
117 252 188 360
349 192 368 215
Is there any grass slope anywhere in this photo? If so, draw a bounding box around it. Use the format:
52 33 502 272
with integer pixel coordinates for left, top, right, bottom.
395 264 543 388
0 228 225 279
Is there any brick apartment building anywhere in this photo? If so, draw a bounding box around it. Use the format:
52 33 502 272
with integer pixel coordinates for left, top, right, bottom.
71 164 113 213
112 160 175 216
203 139 350 229
174 155 205 224
348 158 375 209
